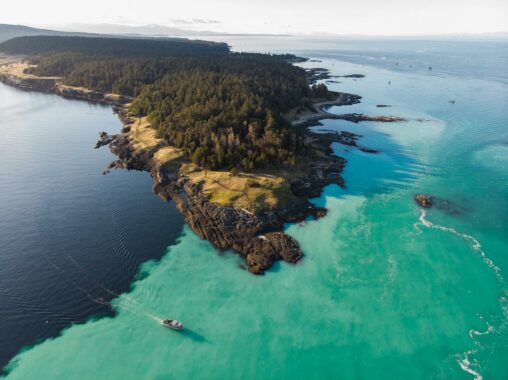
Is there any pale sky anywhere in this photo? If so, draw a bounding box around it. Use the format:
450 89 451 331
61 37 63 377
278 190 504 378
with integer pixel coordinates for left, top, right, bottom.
1 0 507 36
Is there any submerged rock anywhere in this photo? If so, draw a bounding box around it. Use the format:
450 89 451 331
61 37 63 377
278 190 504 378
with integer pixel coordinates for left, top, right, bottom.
339 113 405 123
415 194 433 208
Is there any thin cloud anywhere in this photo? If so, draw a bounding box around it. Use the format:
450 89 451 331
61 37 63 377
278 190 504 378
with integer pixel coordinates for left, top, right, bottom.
169 18 221 25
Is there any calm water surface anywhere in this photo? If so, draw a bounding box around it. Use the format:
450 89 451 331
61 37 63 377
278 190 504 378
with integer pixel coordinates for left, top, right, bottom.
0 86 184 370
1 38 507 379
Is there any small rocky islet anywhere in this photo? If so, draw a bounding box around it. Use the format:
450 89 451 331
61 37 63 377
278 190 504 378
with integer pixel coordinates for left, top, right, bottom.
415 194 433 208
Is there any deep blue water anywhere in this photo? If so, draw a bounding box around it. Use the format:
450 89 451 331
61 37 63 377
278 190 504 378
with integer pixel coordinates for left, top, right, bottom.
0 85 184 369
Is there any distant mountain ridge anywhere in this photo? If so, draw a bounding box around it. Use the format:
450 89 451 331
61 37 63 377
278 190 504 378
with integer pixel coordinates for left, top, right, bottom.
0 23 283 47
0 24 55 43
1 23 505 44
0 24 112 44
58 23 217 37
0 23 221 46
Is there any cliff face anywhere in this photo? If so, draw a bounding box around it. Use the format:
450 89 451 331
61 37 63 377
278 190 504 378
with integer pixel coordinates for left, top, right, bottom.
0 73 130 105
0 73 56 92
165 177 303 274
55 84 131 105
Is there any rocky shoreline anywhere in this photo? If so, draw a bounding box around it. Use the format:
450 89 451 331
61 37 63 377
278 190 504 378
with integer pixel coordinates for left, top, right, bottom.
101 103 348 274
0 62 404 274
101 85 391 273
0 71 131 105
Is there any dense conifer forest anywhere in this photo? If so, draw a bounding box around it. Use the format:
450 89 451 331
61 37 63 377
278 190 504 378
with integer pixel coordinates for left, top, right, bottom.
0 36 334 169
0 35 229 57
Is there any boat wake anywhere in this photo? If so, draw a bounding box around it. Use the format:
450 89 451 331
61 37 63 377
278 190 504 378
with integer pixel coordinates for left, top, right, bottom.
45 248 164 324
67 252 164 323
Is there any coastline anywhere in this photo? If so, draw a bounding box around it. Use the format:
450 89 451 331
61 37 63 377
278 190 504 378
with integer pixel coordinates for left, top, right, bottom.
0 55 404 274
2 36 507 380
0 56 131 105
102 103 350 274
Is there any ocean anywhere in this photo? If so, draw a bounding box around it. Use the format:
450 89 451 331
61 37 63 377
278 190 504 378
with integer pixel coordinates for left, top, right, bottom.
1 37 507 379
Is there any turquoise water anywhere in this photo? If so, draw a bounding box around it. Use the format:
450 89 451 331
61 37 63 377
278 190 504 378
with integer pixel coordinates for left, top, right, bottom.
3 39 508 379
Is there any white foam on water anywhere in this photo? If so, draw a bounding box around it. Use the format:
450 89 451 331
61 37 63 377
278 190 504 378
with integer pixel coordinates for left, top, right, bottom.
457 350 483 380
387 255 397 281
469 321 494 339
418 210 502 281
417 209 508 380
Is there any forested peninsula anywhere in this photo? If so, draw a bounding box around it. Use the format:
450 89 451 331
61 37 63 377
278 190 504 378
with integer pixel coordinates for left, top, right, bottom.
0 35 376 274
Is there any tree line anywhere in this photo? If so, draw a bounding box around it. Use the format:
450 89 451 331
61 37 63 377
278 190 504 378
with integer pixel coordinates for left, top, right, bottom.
0 36 334 170
0 35 229 57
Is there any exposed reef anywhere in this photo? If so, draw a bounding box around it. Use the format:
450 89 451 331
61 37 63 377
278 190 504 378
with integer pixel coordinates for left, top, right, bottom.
292 106 406 127
309 129 379 154
338 74 365 78
306 67 338 83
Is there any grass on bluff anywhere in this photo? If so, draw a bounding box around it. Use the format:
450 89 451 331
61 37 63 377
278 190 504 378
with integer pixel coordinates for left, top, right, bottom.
127 117 184 168
0 56 61 79
127 118 296 212
181 163 296 213
128 117 160 150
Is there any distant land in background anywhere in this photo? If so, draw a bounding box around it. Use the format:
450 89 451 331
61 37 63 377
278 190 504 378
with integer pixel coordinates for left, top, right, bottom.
0 24 219 44
0 23 287 43
0 24 106 43
3 23 506 43
52 23 226 37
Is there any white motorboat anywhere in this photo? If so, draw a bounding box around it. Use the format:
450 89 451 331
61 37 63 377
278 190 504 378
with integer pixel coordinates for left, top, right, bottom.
162 319 184 330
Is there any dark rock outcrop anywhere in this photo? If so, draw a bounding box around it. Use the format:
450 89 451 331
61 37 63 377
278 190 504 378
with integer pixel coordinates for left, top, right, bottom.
338 74 365 78
307 130 378 154
290 155 346 198
94 131 116 149
306 67 338 83
244 232 302 274
415 194 433 208
338 113 405 123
